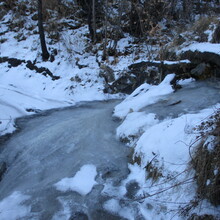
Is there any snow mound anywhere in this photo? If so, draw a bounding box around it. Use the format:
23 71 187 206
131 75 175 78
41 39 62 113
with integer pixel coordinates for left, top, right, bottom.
116 112 159 141
55 164 97 196
135 107 220 172
113 74 175 119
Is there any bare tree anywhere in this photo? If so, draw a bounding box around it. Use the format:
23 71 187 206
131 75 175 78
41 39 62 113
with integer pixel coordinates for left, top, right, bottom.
38 0 50 61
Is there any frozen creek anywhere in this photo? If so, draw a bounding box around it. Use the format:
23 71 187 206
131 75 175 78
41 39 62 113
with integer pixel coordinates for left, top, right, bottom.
0 100 131 220
0 79 220 220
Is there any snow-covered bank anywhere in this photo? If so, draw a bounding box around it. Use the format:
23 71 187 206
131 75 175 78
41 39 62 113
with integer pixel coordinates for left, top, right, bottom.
113 77 220 219
0 40 120 135
0 61 108 135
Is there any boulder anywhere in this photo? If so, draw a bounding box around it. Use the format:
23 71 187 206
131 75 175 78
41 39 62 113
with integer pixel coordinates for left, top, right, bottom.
69 212 88 220
180 50 220 78
180 50 220 68
125 181 140 199
191 63 212 79
99 65 115 83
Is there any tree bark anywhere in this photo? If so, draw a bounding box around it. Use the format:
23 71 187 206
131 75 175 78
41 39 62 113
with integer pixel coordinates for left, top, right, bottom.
92 0 96 42
38 0 50 61
102 0 108 60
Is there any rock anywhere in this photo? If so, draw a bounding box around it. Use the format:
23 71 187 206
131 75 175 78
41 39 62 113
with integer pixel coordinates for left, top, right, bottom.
106 61 196 94
180 50 220 68
91 209 127 220
99 65 115 83
31 13 38 21
109 75 136 94
188 214 215 220
0 57 25 67
101 166 120 180
180 50 220 78
0 57 60 80
212 22 220 43
25 108 42 113
125 180 140 199
191 63 212 79
0 162 7 181
26 60 60 80
69 212 89 220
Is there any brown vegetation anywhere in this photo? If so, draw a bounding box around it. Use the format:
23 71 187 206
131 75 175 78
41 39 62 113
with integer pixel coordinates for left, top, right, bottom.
191 108 220 206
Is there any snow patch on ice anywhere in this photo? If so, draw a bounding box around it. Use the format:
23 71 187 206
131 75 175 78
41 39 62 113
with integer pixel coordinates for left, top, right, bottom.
55 164 97 196
177 78 195 86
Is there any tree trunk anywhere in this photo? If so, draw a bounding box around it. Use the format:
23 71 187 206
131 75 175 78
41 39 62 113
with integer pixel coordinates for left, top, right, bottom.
102 0 108 60
38 0 49 61
92 0 96 42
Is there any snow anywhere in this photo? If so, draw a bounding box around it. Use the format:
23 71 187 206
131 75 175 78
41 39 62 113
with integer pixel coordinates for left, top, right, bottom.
54 164 97 196
103 198 135 220
0 24 120 135
181 42 220 54
0 191 30 220
177 78 195 86
116 112 159 141
135 107 216 172
113 74 175 119
103 199 120 214
112 77 220 219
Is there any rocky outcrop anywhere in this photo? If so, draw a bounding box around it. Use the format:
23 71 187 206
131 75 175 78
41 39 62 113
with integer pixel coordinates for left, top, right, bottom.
103 61 196 94
26 61 60 80
180 50 220 78
102 49 220 94
0 57 60 80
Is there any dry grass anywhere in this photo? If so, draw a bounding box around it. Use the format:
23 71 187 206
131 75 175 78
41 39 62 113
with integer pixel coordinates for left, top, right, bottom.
191 16 218 35
191 108 220 206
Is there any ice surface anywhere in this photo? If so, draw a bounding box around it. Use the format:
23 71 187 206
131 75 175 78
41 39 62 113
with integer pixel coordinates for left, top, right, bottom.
0 101 130 219
55 164 97 195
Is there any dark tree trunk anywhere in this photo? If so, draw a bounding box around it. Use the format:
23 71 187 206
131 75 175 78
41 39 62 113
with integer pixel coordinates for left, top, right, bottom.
38 0 49 61
87 0 96 42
